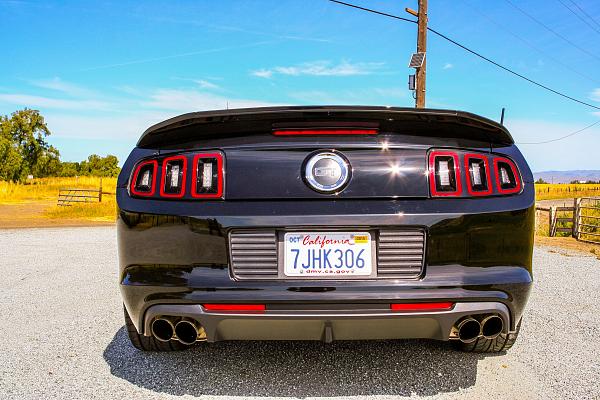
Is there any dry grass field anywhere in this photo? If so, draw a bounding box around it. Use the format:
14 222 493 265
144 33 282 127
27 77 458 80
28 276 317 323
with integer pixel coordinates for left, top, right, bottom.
0 177 117 227
1 179 599 239
535 183 600 200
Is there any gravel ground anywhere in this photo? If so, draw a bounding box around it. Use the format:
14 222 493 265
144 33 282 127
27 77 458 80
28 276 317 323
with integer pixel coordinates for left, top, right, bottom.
0 227 599 400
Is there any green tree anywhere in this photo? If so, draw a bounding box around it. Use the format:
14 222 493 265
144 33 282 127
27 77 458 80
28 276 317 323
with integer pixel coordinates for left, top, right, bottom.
58 161 80 177
0 108 120 181
76 154 120 177
10 109 52 177
32 145 62 177
0 109 56 181
0 115 23 181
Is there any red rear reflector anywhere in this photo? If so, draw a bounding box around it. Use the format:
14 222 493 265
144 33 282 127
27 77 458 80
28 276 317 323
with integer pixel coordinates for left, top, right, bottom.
203 304 266 312
273 129 378 136
390 302 454 311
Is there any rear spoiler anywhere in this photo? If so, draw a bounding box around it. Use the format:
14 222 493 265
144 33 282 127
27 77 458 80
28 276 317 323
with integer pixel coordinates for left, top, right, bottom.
137 106 514 148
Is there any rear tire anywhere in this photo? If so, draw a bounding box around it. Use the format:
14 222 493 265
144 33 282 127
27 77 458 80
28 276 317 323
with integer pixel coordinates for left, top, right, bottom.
453 318 522 353
123 305 191 352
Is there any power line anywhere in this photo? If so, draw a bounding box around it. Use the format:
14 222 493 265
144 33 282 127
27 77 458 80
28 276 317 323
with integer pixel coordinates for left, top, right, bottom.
516 120 600 144
328 0 417 24
427 27 600 110
566 0 600 30
327 0 600 111
557 0 600 36
463 0 600 85
503 0 600 62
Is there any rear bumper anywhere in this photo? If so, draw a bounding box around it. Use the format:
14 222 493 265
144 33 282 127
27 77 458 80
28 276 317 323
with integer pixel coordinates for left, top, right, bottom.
117 195 535 340
143 302 512 342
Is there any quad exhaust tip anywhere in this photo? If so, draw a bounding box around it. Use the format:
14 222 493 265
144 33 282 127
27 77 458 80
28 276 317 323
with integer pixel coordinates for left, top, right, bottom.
150 316 207 344
175 318 206 345
481 315 504 339
456 317 481 343
455 314 505 343
151 317 175 342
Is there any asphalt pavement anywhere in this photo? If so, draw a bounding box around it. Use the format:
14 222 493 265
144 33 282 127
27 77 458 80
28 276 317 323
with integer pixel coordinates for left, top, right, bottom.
0 227 599 400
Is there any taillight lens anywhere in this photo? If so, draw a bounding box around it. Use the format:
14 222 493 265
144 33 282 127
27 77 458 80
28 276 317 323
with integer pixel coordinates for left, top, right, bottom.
390 302 454 311
429 151 462 196
191 153 223 198
130 160 158 196
160 155 187 198
429 150 522 197
494 157 521 194
464 154 492 196
202 304 265 312
273 129 378 136
129 151 224 199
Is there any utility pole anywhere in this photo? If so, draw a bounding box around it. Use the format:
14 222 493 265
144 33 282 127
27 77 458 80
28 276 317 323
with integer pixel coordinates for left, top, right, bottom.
406 0 428 108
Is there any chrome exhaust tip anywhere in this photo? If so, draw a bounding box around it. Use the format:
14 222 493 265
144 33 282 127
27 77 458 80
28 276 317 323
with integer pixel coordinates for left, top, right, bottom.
151 317 175 342
481 315 504 339
456 317 481 343
174 318 206 345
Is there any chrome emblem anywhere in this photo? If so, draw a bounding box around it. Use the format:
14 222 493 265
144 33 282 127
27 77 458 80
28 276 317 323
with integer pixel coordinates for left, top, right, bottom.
304 152 350 193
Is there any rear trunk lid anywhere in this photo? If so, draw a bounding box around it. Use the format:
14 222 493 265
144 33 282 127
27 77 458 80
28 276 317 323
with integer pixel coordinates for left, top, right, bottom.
137 106 511 200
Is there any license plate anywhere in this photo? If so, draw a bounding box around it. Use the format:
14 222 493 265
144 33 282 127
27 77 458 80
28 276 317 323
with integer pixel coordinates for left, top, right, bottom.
283 232 372 277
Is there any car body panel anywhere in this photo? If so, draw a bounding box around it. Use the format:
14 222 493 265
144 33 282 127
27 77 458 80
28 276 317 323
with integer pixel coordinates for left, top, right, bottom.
117 106 534 344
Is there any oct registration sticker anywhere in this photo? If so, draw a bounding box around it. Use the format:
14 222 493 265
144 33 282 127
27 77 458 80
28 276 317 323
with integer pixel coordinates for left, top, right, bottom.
283 232 372 277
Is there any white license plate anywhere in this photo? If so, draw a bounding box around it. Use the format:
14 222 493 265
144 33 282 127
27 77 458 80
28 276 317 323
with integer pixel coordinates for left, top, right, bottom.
283 232 372 277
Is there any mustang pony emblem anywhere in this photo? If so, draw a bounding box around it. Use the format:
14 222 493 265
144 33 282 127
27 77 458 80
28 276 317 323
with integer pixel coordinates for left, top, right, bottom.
304 152 350 193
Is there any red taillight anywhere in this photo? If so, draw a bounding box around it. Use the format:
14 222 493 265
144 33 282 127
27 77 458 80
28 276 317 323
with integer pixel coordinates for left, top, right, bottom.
130 160 158 197
273 129 378 136
160 155 187 198
464 154 492 196
494 157 522 194
429 151 462 197
130 152 224 199
191 153 223 198
390 302 454 311
429 150 522 198
203 304 265 312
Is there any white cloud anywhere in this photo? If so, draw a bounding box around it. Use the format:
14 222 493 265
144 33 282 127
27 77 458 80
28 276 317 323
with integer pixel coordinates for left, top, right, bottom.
289 87 407 104
143 88 280 112
28 77 94 97
172 77 222 90
136 16 331 43
43 89 279 140
590 88 600 102
443 63 453 70
80 41 275 71
252 69 273 78
0 78 285 163
194 79 220 90
252 60 385 78
45 112 166 140
0 93 109 110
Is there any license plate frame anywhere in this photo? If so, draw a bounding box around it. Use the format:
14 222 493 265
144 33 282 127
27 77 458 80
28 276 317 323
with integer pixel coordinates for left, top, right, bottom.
279 231 377 279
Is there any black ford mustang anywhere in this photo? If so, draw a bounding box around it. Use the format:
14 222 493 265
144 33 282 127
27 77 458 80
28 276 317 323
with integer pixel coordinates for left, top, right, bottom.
117 106 534 353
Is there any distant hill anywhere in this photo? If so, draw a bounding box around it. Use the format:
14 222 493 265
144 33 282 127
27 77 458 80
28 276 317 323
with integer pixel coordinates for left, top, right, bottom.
533 170 600 184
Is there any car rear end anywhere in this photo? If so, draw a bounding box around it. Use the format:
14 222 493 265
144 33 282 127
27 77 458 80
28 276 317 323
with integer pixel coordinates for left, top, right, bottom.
117 106 534 352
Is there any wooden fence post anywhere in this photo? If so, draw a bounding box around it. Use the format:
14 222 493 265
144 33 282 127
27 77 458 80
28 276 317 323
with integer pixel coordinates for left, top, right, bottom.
549 206 554 237
573 198 579 238
99 178 103 203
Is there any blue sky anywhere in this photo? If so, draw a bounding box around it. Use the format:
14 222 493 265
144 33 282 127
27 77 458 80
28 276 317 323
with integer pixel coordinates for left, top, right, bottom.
1 0 600 172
